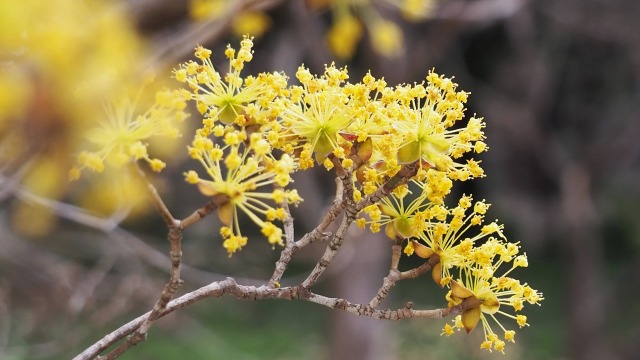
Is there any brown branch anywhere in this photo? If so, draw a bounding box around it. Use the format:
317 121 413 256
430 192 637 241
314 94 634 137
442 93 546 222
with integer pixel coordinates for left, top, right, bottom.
295 166 352 248
72 278 237 360
332 156 356 209
368 238 403 308
74 276 478 360
281 195 295 247
100 170 230 359
389 238 403 271
179 194 230 229
269 174 349 286
142 172 176 227
307 292 481 320
268 187 295 288
296 162 356 288
79 162 427 359
101 169 183 358
369 254 441 309
399 255 441 280
300 208 355 288
300 162 420 289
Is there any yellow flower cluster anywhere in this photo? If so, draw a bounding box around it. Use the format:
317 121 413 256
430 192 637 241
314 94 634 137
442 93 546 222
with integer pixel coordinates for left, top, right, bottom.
0 0 176 235
441 248 542 353
401 195 542 351
366 191 542 351
70 87 189 179
174 39 541 351
359 189 541 352
184 127 301 255
176 37 488 253
0 0 142 164
2 4 538 347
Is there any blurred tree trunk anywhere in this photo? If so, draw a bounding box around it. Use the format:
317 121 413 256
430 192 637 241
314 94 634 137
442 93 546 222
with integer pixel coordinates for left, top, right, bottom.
560 165 612 360
328 227 392 360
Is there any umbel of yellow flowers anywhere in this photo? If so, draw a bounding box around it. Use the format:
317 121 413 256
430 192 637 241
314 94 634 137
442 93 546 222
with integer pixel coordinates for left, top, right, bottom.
173 36 488 254
78 36 542 352
173 37 541 352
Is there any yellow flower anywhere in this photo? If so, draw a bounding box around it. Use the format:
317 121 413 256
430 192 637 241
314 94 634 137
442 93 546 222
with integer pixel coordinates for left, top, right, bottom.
326 13 363 60
0 0 147 165
232 11 272 38
0 0 172 234
176 37 287 126
410 197 503 286
277 64 352 157
399 0 439 21
187 127 301 254
359 182 432 240
442 254 543 353
72 88 186 177
391 71 486 180
369 19 404 57
188 0 226 21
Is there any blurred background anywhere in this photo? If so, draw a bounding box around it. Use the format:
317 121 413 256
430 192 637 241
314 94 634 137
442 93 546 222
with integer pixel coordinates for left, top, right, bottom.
1 0 639 359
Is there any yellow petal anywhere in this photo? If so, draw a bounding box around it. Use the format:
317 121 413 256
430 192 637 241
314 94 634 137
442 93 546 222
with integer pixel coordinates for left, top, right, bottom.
384 223 397 240
411 240 434 259
397 141 421 164
357 137 373 163
379 203 396 217
426 135 450 153
197 181 218 196
219 104 239 125
462 307 481 333
217 202 233 227
314 151 327 165
313 133 334 155
480 292 500 315
393 218 414 239
355 164 368 184
450 280 475 300
431 262 443 286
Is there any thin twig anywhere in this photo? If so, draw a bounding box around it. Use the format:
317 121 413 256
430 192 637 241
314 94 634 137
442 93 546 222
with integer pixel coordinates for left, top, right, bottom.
268 175 347 286
78 158 421 359
389 238 403 271
281 194 295 247
368 238 404 308
301 162 420 288
296 161 357 288
179 194 231 229
268 187 295 288
74 276 480 360
101 169 182 359
300 204 356 288
101 171 230 359
399 255 441 280
295 171 350 248
306 291 480 320
369 254 441 308
73 278 237 360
